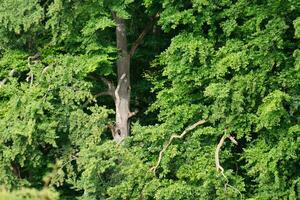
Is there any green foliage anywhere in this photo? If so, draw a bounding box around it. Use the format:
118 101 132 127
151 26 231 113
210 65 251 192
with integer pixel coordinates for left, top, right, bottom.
0 188 58 200
0 0 43 34
0 0 299 199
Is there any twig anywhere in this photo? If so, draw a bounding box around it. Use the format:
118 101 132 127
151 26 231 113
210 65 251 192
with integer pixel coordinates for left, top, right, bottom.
150 119 206 173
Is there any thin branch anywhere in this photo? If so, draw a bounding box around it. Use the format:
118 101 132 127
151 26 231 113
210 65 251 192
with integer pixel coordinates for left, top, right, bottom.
42 66 51 74
215 132 241 197
100 77 115 92
128 108 139 118
0 69 17 88
88 75 116 101
0 78 7 87
150 119 206 173
88 75 116 91
27 56 34 86
215 132 238 173
129 12 160 57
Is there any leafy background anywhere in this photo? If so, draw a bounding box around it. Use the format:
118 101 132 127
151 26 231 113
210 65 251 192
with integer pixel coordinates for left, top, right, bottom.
0 0 299 199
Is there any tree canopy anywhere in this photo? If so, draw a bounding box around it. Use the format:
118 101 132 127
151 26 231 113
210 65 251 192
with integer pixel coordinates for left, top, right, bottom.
0 0 299 199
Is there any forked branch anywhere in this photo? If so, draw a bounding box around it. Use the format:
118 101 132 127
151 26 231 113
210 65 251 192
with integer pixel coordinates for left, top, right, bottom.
214 132 241 196
215 132 238 173
150 119 206 173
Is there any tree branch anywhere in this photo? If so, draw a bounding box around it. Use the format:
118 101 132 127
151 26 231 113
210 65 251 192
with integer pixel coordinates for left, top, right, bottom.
215 132 238 173
129 12 160 57
150 119 206 173
115 73 126 106
0 69 17 88
214 131 241 196
100 77 116 92
128 108 139 118
88 75 116 101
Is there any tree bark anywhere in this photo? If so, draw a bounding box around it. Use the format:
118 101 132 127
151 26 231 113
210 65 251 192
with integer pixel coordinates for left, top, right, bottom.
111 12 159 142
113 15 131 142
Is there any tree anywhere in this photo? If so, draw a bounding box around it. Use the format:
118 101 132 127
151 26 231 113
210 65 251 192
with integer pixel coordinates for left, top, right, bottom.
105 11 159 142
0 0 300 199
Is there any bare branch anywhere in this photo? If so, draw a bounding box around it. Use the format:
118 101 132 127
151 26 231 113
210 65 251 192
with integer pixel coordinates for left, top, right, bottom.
88 75 116 91
42 66 51 74
88 75 116 101
150 119 206 173
128 108 139 118
215 132 238 173
100 77 115 92
214 131 241 197
1 69 17 88
129 12 160 57
0 78 7 87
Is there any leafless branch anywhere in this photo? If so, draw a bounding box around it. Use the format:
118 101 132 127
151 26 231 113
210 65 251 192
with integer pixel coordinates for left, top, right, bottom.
88 75 116 101
100 77 116 92
150 119 206 173
128 108 139 118
0 78 7 87
42 66 51 74
215 131 241 197
0 69 17 88
88 75 116 91
215 132 238 173
129 12 160 57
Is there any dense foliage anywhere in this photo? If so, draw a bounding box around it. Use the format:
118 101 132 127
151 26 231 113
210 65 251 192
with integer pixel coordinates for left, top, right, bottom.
0 0 299 199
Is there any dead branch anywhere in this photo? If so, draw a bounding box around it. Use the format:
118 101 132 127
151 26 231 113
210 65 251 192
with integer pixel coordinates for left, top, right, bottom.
88 75 116 91
0 78 7 87
128 108 139 118
150 119 206 173
42 66 51 74
215 133 238 173
0 69 17 88
215 132 241 197
100 77 116 92
129 12 160 57
88 75 116 101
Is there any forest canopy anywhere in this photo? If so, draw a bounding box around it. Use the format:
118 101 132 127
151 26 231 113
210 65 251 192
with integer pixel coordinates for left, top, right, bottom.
0 0 299 199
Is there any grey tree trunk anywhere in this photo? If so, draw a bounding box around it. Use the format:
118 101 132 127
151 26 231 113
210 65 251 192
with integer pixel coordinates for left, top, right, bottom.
113 16 131 143
109 13 159 142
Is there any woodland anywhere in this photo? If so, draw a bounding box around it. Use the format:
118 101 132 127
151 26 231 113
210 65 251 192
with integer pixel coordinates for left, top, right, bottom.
0 0 299 199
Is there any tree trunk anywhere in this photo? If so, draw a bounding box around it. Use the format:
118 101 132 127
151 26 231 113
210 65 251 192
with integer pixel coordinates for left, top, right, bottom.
113 15 131 143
